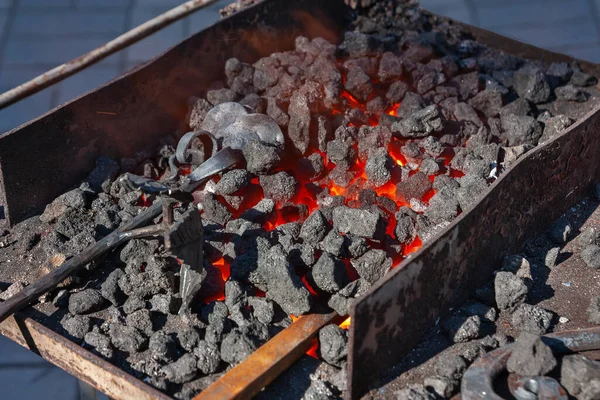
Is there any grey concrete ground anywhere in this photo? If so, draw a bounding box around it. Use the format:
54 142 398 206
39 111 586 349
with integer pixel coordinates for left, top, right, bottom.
0 0 598 398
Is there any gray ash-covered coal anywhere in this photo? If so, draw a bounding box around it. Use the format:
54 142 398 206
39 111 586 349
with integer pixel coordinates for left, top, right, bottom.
1 1 600 399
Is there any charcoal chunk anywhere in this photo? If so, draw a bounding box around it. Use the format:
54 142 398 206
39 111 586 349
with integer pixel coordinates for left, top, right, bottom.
149 331 178 363
207 88 237 105
123 296 145 315
187 97 213 130
220 323 268 365
178 328 201 352
443 315 481 343
581 245 600 269
327 139 357 170
507 331 557 376
240 198 275 225
434 353 467 381
242 139 281 175
351 249 392 284
396 172 432 204
201 192 232 226
570 63 598 87
40 188 88 223
84 331 113 359
101 269 126 307
425 189 459 225
109 324 147 353
62 315 92 340
453 102 482 127
560 355 600 398
195 340 221 374
513 66 551 104
386 81 409 104
547 62 573 87
501 114 543 146
345 67 373 103
396 92 426 119
340 31 376 58
364 147 392 187
318 324 347 367
455 174 488 210
298 153 325 180
378 52 403 83
215 169 251 195
540 114 574 143
468 89 503 118
450 71 480 101
299 210 330 245
288 92 312 156
86 157 120 193
332 206 385 239
257 245 311 315
395 207 417 244
248 297 275 325
391 105 443 138
126 309 153 337
494 271 528 312
163 354 198 384
555 84 587 102
259 172 297 203
69 289 105 315
424 376 458 398
322 230 346 258
310 253 350 294
511 304 553 335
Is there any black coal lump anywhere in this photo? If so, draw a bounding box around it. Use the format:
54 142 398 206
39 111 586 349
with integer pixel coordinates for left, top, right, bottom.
351 249 392 284
340 31 377 58
507 331 557 376
206 88 237 105
54 208 94 240
442 315 481 343
581 244 600 269
560 354 600 398
69 289 105 315
162 354 198 384
187 97 213 131
248 296 275 325
395 172 432 204
500 113 543 147
511 304 553 335
570 62 598 87
178 327 201 352
84 330 113 359
299 210 330 245
259 172 298 203
123 296 145 315
126 309 153 337
242 139 281 175
62 315 92 340
239 198 275 225
391 105 444 138
419 158 440 176
540 115 574 143
195 340 221 374
215 169 251 196
109 324 148 353
395 207 418 244
298 153 325 180
309 253 350 294
332 206 385 239
119 238 159 267
468 89 503 118
546 62 573 87
257 244 311 315
101 269 126 307
455 175 488 211
386 81 409 104
318 324 348 367
200 301 229 325
556 84 588 103
425 189 460 225
396 92 426 119
345 66 373 103
201 192 232 226
149 331 178 363
395 384 437 400
322 229 346 258
149 294 178 315
347 235 368 259
40 188 89 223
548 217 572 244
513 66 551 104
288 92 312 156
494 271 528 312
449 71 480 101
220 323 268 365
365 147 392 187
327 138 357 170
378 52 403 83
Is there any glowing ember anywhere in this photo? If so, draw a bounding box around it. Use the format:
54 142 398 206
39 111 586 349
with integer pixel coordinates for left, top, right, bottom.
339 317 351 330
213 257 230 281
305 338 319 359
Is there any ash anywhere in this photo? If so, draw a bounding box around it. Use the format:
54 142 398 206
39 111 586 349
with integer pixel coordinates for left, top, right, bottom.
1 0 599 399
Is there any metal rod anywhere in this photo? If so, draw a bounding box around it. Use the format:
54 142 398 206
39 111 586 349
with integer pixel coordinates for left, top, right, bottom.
0 147 242 324
195 312 342 400
0 0 220 110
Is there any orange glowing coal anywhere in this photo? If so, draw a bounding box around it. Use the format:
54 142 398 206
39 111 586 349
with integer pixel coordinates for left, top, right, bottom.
339 317 351 330
305 338 319 359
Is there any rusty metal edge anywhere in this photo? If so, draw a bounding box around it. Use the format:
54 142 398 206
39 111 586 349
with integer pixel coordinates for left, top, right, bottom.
0 312 171 400
347 14 600 400
195 312 341 400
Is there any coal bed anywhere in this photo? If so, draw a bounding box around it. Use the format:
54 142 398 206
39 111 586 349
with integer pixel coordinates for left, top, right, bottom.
1 0 600 399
